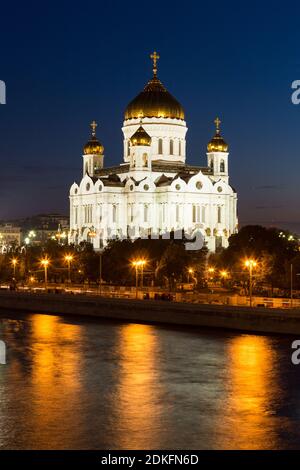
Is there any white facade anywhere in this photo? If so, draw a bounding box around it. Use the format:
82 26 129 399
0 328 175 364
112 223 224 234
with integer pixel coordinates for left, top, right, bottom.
69 61 238 252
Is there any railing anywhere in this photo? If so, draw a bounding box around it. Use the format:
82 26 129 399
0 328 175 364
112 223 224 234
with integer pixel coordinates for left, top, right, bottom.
2 283 300 308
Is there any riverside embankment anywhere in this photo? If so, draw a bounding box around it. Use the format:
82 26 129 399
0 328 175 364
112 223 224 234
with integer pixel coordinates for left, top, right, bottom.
0 290 300 335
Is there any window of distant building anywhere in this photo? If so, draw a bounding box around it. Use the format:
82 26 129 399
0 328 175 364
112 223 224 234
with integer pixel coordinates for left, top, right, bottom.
170 139 174 155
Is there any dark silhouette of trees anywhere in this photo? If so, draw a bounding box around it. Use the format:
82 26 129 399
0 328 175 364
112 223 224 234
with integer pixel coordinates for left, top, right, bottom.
210 225 299 291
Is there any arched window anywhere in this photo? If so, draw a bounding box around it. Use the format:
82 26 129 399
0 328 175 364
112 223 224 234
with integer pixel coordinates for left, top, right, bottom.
170 139 174 155
74 206 78 225
143 153 148 167
158 138 163 155
220 159 225 172
127 140 130 157
217 206 222 223
176 204 180 223
210 160 214 171
179 140 181 156
192 205 196 223
112 204 117 223
192 205 200 223
144 204 149 223
128 204 134 223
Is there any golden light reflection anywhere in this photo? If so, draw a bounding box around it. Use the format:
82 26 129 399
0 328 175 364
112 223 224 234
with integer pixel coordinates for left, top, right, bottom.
217 335 282 449
28 314 83 446
30 314 82 384
114 324 162 449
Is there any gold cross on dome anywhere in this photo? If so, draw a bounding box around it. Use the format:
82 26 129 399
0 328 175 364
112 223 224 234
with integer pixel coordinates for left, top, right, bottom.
214 117 221 131
90 120 97 136
150 51 160 76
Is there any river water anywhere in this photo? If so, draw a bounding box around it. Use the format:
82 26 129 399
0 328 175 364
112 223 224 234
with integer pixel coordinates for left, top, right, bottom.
0 312 300 450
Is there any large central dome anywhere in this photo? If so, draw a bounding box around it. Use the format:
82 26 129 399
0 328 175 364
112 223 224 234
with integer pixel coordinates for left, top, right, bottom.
124 52 185 121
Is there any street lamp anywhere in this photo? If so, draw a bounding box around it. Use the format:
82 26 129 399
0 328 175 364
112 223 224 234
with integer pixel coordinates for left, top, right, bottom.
64 254 74 283
40 257 50 289
220 270 228 279
132 261 139 299
245 259 257 307
140 259 146 289
132 259 147 299
188 267 194 283
11 258 18 278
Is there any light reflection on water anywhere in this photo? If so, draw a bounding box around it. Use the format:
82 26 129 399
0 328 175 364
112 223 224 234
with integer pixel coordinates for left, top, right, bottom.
0 312 299 449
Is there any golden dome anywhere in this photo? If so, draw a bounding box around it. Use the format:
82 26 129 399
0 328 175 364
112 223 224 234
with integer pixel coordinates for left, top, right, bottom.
130 124 151 146
207 117 228 153
83 121 104 155
124 51 185 121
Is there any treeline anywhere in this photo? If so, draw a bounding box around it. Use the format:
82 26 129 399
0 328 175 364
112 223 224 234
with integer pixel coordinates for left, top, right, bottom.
1 225 299 291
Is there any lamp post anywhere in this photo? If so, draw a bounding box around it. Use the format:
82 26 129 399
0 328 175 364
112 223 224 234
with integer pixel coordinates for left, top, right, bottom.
140 260 146 289
245 259 257 307
11 258 18 278
99 249 103 296
208 267 215 277
40 258 50 289
220 270 228 279
132 259 147 299
188 268 194 283
64 254 74 283
132 261 139 299
207 267 215 287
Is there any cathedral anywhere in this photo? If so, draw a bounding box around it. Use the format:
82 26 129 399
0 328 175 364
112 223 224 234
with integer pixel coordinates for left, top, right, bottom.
69 52 238 252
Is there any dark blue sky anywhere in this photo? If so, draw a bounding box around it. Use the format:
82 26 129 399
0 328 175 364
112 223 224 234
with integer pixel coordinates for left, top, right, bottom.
1 1 299 231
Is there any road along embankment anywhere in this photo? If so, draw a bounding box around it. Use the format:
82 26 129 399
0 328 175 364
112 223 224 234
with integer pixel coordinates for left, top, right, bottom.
0 291 300 335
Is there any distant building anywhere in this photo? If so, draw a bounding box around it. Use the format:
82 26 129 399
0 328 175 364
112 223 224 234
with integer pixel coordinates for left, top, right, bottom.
0 224 22 252
21 214 69 245
0 213 69 248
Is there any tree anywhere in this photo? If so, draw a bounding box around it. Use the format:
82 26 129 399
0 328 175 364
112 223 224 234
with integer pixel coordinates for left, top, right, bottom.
156 242 189 289
215 225 299 291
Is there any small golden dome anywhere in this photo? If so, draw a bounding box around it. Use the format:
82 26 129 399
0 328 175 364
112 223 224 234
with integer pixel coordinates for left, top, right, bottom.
83 121 104 155
207 117 228 153
124 52 185 121
130 124 151 146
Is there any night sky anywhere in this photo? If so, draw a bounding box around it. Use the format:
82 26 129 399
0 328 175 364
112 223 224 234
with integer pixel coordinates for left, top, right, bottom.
1 1 299 232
